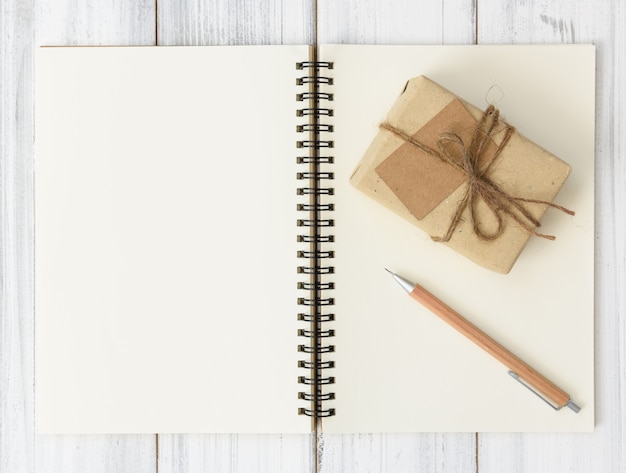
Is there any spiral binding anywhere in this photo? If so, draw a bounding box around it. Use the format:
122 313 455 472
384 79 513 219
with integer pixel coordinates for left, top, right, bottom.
296 58 336 419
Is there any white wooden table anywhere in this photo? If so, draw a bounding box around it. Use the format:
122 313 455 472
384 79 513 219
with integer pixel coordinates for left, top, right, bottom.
1 1 623 472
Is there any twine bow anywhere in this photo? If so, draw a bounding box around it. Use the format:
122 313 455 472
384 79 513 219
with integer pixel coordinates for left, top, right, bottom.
380 105 574 242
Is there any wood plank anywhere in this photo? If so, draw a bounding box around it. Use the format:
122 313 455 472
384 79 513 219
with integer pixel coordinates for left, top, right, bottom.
32 1 157 472
158 434 313 473
35 0 157 45
155 2 316 472
157 0 314 45
317 0 476 44
316 1 477 472
1 3 35 472
319 433 476 473
477 1 625 472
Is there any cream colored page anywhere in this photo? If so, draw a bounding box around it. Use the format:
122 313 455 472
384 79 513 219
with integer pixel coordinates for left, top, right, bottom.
320 45 594 432
35 46 311 433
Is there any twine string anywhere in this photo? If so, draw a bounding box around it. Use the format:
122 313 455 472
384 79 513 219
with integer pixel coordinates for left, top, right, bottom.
379 105 574 242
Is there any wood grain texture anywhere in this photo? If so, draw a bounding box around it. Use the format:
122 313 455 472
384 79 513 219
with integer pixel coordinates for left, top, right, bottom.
155 2 316 472
35 0 157 46
1 3 35 473
317 0 476 44
477 1 625 473
158 434 313 473
317 1 477 472
157 0 315 45
29 2 158 473
320 433 476 473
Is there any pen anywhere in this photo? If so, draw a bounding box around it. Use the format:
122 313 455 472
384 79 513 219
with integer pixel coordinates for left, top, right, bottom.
385 269 580 412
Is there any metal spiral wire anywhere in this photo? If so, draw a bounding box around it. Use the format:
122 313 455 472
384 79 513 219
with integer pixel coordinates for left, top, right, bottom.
296 59 335 418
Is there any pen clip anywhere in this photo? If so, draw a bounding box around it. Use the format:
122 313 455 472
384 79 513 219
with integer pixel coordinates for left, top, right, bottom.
507 370 561 411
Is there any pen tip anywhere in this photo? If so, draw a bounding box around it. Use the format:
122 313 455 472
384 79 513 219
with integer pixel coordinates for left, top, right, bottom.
385 270 415 293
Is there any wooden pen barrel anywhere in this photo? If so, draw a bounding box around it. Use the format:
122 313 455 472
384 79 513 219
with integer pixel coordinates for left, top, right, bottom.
410 284 570 408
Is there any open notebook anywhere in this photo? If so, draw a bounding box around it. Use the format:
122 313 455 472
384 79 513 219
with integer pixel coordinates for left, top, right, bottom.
35 44 595 433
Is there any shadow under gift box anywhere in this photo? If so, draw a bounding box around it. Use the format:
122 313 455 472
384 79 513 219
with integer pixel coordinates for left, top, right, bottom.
350 76 572 274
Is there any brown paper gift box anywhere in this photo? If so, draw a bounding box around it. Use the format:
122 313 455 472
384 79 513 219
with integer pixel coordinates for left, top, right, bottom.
349 76 572 274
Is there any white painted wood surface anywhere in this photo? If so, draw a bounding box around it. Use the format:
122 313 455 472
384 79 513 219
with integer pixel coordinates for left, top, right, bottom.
1 5 35 473
3 2 158 473
317 2 478 472
1 0 623 472
156 3 316 472
477 2 626 472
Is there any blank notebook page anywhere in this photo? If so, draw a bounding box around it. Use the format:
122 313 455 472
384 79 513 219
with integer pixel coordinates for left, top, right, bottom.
35 45 311 434
321 44 594 432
